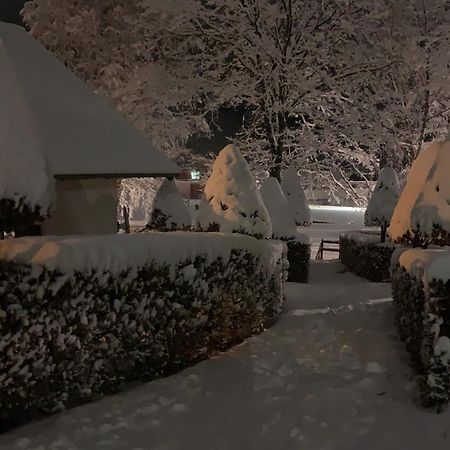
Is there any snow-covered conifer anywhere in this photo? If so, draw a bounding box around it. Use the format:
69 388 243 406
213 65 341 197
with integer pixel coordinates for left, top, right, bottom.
0 39 53 235
390 139 450 246
260 177 296 240
281 167 311 227
147 178 191 231
365 167 399 242
196 144 272 239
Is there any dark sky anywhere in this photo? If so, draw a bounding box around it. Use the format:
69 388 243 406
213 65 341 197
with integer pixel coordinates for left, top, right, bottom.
0 0 26 25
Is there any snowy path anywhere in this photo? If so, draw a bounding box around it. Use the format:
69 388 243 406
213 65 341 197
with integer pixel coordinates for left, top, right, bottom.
2 261 450 450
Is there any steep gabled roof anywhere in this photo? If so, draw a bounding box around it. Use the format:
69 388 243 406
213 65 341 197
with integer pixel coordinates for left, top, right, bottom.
0 22 179 179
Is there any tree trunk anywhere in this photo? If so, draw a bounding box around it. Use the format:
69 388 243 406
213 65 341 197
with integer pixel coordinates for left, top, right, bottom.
381 222 387 243
268 112 286 183
269 163 282 182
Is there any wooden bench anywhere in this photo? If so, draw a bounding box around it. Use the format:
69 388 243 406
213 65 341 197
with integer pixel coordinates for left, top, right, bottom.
315 239 340 260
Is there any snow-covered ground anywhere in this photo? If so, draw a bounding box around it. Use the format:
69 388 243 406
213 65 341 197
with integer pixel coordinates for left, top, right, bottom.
2 261 449 450
305 206 366 259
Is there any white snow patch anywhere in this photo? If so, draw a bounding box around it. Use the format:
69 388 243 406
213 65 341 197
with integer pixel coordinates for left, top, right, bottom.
434 336 450 364
366 362 385 374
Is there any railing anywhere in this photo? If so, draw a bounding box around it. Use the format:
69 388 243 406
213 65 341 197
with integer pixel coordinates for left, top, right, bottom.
315 239 340 260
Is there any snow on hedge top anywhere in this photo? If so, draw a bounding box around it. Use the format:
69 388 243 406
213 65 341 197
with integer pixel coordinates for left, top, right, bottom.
398 247 450 283
148 179 191 230
0 38 53 213
260 177 296 240
426 251 450 282
196 144 272 239
340 229 384 245
389 141 442 241
281 167 311 226
0 232 283 277
365 167 399 226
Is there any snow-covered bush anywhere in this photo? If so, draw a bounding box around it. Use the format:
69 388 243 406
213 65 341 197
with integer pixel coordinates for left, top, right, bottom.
147 178 191 231
390 140 450 247
365 167 400 242
392 248 450 410
196 144 272 239
0 233 283 431
339 231 395 282
281 167 311 227
0 40 53 235
260 176 310 282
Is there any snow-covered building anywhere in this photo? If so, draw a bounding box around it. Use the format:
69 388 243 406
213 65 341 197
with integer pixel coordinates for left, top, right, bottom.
0 22 179 235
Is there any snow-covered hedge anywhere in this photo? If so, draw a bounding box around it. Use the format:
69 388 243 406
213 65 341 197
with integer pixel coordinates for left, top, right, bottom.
196 144 272 239
392 248 450 410
286 233 311 283
339 230 396 282
0 233 284 431
147 178 191 231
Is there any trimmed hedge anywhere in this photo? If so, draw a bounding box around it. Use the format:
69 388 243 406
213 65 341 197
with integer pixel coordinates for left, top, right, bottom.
0 236 283 432
340 231 395 282
286 239 310 283
394 225 450 248
392 264 450 410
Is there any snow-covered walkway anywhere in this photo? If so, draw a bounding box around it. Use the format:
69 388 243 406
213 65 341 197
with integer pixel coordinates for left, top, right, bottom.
2 261 450 450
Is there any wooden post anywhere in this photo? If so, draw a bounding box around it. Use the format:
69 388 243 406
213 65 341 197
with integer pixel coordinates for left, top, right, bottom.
123 206 131 234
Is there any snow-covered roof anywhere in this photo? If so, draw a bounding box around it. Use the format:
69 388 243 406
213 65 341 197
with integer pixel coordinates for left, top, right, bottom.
0 36 54 215
0 22 179 179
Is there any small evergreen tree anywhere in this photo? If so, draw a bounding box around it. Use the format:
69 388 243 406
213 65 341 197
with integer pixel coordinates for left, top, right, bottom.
260 177 296 240
365 167 400 243
147 178 191 231
196 144 272 239
281 167 311 227
390 139 450 247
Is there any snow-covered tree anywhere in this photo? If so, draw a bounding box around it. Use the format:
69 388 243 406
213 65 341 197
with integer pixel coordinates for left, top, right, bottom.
341 0 450 172
281 167 311 227
147 178 191 231
0 39 54 236
365 167 400 243
25 0 450 206
144 0 390 181
196 144 271 239
23 0 209 159
260 177 296 240
390 139 450 247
